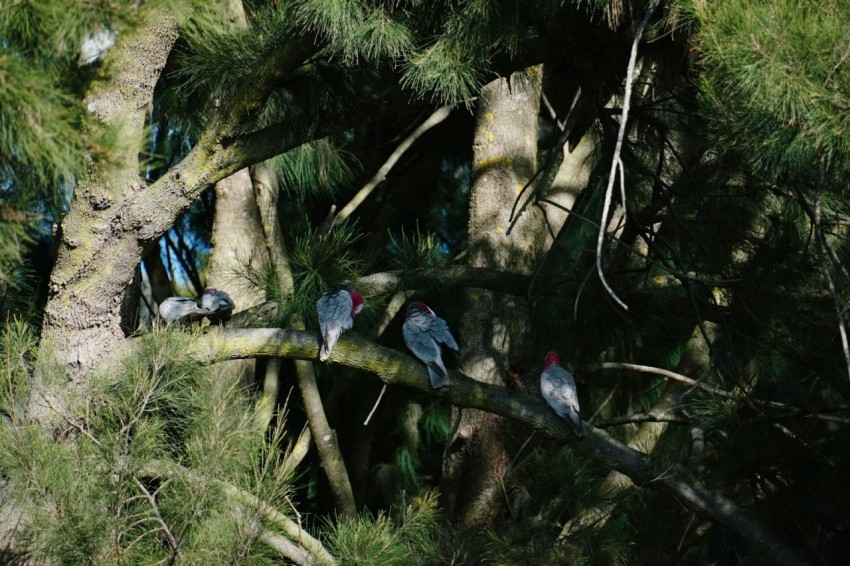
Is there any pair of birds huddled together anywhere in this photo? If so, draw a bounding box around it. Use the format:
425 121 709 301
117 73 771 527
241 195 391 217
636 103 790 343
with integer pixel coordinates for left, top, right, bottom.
317 287 587 438
316 288 454 386
157 287 235 326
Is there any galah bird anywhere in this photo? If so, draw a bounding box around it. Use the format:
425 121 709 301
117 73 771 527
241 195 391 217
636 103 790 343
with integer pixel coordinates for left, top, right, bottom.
158 297 210 326
201 287 235 325
316 287 364 361
540 351 587 438
402 301 458 389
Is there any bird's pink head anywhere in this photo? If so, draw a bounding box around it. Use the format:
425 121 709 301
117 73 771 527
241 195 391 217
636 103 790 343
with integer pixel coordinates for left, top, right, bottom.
204 287 217 293
543 351 561 370
409 301 433 315
350 289 364 315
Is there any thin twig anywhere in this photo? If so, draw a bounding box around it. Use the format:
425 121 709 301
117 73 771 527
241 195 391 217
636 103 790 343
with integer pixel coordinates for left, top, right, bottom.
42 395 102 447
616 156 627 210
596 412 688 428
600 362 850 424
599 362 700 388
334 106 452 226
284 495 302 547
795 187 850 383
134 477 181 559
824 35 850 88
363 384 387 426
595 0 661 311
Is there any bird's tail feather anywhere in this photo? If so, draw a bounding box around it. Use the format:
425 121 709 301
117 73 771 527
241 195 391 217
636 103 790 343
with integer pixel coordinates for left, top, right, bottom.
427 365 449 389
319 336 333 361
568 413 587 438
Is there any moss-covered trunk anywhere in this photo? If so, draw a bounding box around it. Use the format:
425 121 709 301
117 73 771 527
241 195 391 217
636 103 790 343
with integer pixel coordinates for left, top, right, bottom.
442 70 545 529
32 13 179 419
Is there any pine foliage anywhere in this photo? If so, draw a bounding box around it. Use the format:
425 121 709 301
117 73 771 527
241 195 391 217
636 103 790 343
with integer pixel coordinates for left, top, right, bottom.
6 1 850 564
0 325 299 564
274 139 360 199
692 0 850 180
325 490 446 565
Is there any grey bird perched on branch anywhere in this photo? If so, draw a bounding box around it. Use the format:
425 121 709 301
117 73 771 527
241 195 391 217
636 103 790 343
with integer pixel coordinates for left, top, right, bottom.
540 351 587 437
402 301 458 388
157 297 211 326
201 287 235 325
316 287 364 361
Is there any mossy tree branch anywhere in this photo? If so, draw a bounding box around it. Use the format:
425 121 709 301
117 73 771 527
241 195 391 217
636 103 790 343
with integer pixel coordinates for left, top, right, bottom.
183 328 804 566
139 459 336 565
356 266 543 297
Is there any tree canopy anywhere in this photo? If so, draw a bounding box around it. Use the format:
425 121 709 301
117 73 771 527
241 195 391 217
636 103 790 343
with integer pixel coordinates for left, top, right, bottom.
1 0 849 564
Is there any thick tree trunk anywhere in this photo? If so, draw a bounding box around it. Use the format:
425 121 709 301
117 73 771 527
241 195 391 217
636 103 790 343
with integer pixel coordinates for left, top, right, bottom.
206 168 269 386
33 13 179 420
442 70 545 529
143 245 174 306
207 168 268 308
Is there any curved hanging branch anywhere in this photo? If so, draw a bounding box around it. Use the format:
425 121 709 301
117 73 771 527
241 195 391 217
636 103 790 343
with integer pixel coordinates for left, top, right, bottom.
139 460 336 565
595 0 662 311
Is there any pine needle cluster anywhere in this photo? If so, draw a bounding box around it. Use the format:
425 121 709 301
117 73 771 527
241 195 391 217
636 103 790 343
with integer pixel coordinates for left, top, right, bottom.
691 0 850 181
387 223 443 272
325 490 446 565
274 138 360 200
0 324 299 564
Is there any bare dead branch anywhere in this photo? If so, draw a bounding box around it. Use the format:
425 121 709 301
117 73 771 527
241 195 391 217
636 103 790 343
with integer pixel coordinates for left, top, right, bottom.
596 412 688 428
133 477 181 559
595 0 662 311
334 106 452 226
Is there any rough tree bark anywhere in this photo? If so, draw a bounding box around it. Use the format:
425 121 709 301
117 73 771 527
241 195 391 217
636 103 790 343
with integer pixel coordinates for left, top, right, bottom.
32 8 317 421
33 11 180 420
207 167 269 385
205 0 266 316
207 171 268 307
442 69 546 528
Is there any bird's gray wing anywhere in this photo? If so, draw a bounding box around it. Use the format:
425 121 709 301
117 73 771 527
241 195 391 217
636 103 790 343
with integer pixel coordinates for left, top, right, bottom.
403 313 441 363
317 289 354 336
541 367 581 417
160 297 205 321
552 366 580 412
218 291 235 310
541 366 586 436
429 315 459 351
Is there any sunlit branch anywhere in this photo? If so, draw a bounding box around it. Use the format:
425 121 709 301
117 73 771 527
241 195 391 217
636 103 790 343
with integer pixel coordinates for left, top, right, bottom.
181 328 804 566
139 460 336 566
334 106 452 226
596 412 688 428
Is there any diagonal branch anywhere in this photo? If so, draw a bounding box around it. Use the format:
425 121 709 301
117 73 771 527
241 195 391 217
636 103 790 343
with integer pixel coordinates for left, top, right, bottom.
138 460 336 565
251 161 356 518
334 106 452 226
356 265 542 296
181 328 803 566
